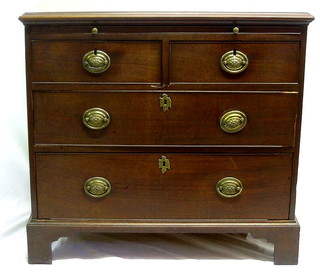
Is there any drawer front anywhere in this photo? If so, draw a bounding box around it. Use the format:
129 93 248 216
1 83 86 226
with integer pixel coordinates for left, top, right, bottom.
36 153 292 219
31 41 162 83
171 42 299 83
34 92 297 146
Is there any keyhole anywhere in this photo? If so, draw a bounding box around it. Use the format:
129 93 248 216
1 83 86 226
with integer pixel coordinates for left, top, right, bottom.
163 161 166 167
164 99 167 105
94 48 97 55
233 49 237 55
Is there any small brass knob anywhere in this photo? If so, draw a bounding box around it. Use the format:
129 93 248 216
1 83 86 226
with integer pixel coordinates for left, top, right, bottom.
220 50 248 74
92 27 98 34
82 49 111 74
83 107 110 130
233 27 239 34
84 177 111 198
216 177 243 198
220 110 247 133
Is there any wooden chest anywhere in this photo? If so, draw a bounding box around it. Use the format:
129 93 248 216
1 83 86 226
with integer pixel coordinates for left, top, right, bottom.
19 12 314 264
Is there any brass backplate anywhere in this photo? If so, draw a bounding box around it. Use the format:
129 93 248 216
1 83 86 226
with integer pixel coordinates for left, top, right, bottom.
216 177 243 198
220 50 248 74
82 49 111 73
220 110 247 133
83 107 111 130
84 177 112 198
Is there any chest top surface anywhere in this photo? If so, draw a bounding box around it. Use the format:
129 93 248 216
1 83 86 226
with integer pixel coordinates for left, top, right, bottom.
19 11 314 25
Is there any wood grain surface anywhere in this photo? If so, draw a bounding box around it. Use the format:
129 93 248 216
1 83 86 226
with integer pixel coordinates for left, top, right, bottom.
171 42 299 83
36 153 292 220
31 41 162 83
33 91 298 146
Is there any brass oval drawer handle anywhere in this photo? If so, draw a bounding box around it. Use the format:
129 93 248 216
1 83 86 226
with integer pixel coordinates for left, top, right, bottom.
216 177 243 198
84 177 111 198
220 49 248 74
83 107 111 130
220 110 247 133
82 49 111 74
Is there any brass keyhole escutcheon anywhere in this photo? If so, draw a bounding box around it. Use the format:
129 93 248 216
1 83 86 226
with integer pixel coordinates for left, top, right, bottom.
160 93 172 112
158 155 170 174
83 107 111 130
84 177 111 198
216 177 243 198
220 110 247 133
220 49 248 74
82 49 111 74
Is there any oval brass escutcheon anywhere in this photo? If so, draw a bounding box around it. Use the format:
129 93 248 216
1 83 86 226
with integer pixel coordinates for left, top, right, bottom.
220 50 248 74
82 50 111 73
83 107 111 130
84 177 111 198
220 110 247 133
216 177 243 198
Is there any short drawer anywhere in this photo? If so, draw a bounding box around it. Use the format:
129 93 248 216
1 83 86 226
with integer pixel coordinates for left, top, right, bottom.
36 153 292 220
170 42 299 84
34 91 297 146
31 41 162 83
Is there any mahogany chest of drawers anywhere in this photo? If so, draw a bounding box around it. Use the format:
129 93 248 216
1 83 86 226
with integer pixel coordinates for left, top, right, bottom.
19 12 314 264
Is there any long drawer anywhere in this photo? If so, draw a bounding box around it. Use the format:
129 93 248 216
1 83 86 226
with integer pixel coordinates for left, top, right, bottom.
33 91 297 146
36 153 292 220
